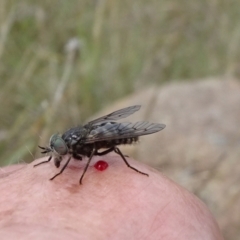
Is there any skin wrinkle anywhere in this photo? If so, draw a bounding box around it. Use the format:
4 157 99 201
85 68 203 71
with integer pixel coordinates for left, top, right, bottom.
116 175 149 207
182 188 215 235
110 172 171 239
66 163 139 231
0 165 24 179
148 201 172 235
1 224 82 240
174 187 219 240
172 227 186 240
90 161 147 238
171 188 205 237
135 178 152 198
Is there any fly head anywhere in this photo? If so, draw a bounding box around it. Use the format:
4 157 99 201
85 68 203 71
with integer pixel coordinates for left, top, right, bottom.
49 133 68 156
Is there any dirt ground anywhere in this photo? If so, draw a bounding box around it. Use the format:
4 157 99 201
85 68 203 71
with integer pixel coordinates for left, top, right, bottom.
94 77 240 240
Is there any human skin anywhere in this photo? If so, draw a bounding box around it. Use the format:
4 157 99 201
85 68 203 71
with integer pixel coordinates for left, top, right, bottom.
0 156 224 240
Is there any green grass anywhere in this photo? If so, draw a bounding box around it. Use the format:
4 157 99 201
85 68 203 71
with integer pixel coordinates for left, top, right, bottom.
0 0 240 165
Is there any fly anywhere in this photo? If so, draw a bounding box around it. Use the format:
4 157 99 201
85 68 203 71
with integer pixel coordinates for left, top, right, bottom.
34 105 166 184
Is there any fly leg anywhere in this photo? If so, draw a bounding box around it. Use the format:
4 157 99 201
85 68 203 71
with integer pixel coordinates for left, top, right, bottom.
50 156 72 181
95 147 114 156
79 148 96 184
72 153 82 160
34 155 52 167
96 148 128 158
114 147 149 176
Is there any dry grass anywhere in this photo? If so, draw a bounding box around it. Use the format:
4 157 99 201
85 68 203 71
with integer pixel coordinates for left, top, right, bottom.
0 0 240 165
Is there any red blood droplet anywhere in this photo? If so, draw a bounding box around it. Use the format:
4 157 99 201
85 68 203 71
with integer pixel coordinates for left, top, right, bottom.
94 160 108 171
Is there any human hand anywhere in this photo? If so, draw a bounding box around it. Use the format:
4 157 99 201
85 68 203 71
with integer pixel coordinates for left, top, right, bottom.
0 156 224 240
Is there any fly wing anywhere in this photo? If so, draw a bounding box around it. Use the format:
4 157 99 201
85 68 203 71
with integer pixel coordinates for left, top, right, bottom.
86 105 141 126
84 121 166 143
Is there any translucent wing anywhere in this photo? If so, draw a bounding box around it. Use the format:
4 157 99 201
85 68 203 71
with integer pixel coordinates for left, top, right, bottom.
84 121 166 143
86 105 141 126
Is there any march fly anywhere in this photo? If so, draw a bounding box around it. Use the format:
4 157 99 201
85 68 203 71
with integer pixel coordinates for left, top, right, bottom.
34 105 166 184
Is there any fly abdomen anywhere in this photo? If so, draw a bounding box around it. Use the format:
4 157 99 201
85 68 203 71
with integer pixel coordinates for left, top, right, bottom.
94 137 138 149
113 137 138 145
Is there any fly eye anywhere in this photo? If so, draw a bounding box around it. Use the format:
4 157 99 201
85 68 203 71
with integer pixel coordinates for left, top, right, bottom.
50 134 68 155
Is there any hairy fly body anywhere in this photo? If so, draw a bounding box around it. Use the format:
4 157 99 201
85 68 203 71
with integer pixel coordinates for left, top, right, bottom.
34 105 166 184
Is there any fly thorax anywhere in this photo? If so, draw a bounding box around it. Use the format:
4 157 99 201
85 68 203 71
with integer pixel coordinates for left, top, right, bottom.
62 126 89 146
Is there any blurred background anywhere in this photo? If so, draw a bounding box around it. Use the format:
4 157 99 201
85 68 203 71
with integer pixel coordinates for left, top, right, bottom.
0 0 239 239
